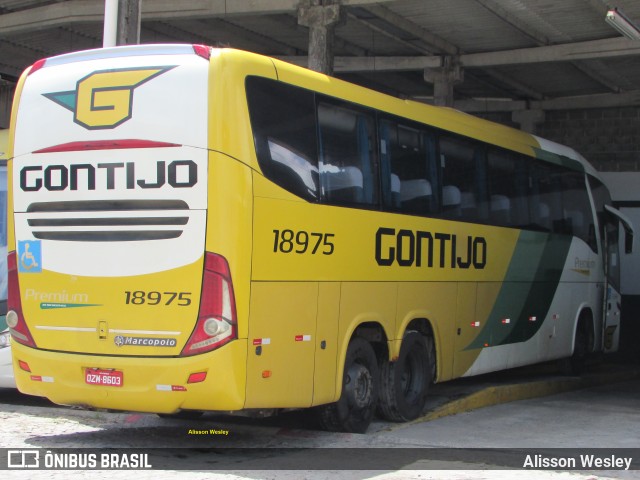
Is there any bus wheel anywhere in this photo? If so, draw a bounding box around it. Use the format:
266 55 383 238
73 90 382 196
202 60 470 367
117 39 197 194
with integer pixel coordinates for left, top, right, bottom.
378 331 431 422
562 319 589 375
317 337 379 433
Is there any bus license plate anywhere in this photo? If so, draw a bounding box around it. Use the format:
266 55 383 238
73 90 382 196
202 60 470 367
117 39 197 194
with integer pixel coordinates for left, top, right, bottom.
85 368 123 387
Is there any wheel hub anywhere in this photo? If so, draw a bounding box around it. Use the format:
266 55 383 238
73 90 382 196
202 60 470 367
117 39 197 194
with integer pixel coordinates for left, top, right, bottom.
345 363 372 408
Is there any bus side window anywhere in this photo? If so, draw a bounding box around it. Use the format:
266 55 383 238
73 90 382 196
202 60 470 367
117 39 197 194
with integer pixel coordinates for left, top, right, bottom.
379 118 439 215
246 77 319 202
487 149 531 227
318 101 378 207
561 171 595 250
531 162 560 232
439 135 487 222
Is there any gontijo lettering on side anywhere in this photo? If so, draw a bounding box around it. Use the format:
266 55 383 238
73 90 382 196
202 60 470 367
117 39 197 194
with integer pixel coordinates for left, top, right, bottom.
375 227 487 269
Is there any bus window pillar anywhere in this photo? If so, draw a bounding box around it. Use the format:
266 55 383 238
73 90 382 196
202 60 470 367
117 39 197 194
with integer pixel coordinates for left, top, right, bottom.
512 109 546 135
298 1 345 75
423 56 464 107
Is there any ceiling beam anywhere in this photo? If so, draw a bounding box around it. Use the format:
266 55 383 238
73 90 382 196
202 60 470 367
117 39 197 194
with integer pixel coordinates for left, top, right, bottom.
0 0 394 35
473 0 549 45
277 36 640 72
345 11 433 55
453 89 640 112
479 68 544 100
473 0 621 94
437 37 640 68
361 4 458 55
354 3 542 99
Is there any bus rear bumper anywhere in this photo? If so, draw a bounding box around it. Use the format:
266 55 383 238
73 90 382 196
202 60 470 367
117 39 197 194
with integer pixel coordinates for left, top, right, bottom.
11 340 248 413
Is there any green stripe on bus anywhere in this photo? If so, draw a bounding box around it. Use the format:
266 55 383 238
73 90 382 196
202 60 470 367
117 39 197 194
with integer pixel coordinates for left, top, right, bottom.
532 147 585 172
466 231 572 349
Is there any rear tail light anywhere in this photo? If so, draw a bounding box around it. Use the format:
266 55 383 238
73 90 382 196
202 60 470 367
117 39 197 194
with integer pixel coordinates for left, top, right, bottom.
27 58 47 76
7 252 37 348
192 44 212 60
181 252 237 356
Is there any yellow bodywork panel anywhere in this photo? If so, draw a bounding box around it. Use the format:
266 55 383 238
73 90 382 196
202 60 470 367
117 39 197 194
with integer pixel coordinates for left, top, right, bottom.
17 259 204 355
245 281 318 408
313 282 340 405
205 151 254 339
252 175 519 284
452 282 479 378
208 49 277 171
12 338 248 412
252 173 522 395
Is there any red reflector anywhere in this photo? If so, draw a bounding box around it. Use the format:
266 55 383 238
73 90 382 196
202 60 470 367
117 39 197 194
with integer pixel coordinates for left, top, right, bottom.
18 360 31 372
34 139 181 154
187 372 207 384
192 44 211 60
262 370 272 378
28 58 47 76
31 375 42 382
171 385 187 392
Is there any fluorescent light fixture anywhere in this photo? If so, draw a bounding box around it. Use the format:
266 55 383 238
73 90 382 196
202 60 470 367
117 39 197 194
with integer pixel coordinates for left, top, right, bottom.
606 8 640 40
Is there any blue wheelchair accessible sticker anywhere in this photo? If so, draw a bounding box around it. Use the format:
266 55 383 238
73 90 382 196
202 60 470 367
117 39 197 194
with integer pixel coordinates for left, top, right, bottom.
18 240 42 273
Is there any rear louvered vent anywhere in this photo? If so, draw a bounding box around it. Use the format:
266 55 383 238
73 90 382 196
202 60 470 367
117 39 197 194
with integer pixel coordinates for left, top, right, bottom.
26 200 189 242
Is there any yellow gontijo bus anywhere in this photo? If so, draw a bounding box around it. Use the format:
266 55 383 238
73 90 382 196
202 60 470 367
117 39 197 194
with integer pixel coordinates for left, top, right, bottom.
7 45 633 432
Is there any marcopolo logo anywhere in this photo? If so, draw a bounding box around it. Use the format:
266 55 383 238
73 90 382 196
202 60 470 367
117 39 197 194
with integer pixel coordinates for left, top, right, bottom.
43 66 176 130
114 335 177 348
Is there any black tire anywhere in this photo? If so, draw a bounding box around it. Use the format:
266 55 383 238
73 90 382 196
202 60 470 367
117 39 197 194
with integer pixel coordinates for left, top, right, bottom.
569 321 589 375
378 331 431 422
317 337 379 433
560 318 589 376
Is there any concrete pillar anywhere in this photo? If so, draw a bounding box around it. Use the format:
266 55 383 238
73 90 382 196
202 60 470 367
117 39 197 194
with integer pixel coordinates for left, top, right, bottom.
423 56 463 107
117 0 142 46
0 84 13 129
298 1 344 75
512 109 545 134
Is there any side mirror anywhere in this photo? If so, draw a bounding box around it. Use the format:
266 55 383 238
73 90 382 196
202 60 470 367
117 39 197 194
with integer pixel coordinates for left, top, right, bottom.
625 229 633 254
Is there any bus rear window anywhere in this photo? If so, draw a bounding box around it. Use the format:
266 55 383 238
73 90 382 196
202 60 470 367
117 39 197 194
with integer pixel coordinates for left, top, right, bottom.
246 77 318 202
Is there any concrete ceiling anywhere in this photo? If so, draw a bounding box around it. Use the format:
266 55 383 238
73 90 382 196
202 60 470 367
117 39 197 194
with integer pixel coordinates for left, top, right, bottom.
1 0 640 113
